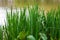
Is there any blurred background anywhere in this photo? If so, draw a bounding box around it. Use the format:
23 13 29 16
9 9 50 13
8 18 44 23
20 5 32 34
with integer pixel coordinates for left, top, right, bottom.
0 0 60 10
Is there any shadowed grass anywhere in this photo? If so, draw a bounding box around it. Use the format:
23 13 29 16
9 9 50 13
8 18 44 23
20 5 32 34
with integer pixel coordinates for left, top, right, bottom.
0 26 3 40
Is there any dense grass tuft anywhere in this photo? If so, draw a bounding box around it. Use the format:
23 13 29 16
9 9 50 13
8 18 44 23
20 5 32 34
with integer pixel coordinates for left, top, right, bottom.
0 5 60 40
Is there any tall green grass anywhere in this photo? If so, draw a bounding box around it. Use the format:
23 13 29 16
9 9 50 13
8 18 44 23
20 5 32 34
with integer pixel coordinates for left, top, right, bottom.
0 26 3 40
0 5 60 40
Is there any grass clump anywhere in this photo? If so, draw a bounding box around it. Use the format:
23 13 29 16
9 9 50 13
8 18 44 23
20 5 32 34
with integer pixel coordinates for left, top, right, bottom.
0 5 60 40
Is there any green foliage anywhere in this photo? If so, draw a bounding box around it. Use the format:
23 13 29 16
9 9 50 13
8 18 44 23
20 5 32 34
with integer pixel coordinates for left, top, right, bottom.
0 5 60 40
39 33 47 40
0 26 3 40
27 35 36 40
